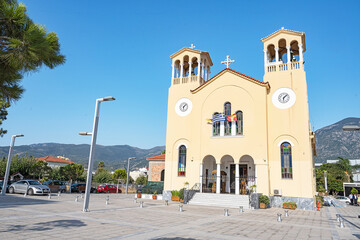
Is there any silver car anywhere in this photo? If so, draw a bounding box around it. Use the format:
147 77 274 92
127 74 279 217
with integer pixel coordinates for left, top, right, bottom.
9 180 51 195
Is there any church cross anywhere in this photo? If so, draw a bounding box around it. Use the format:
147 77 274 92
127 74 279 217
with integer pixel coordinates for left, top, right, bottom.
221 55 235 68
190 44 196 49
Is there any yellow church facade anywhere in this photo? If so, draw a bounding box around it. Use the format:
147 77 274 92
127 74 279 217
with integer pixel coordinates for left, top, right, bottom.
164 29 316 209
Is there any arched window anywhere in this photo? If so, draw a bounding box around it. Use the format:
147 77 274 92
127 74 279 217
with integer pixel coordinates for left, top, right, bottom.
281 142 292 179
178 145 187 176
161 169 165 181
224 102 231 135
236 111 243 135
213 112 220 136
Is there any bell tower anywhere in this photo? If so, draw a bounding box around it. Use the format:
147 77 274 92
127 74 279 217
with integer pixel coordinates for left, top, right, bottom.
262 29 316 199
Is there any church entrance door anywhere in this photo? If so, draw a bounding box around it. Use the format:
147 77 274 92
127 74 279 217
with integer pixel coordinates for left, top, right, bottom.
230 164 235 193
239 164 248 195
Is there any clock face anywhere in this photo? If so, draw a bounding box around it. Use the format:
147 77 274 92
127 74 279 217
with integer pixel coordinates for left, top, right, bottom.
272 88 296 109
175 98 192 116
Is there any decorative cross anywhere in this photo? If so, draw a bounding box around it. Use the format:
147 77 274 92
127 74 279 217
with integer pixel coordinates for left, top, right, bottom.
221 55 235 68
189 44 196 49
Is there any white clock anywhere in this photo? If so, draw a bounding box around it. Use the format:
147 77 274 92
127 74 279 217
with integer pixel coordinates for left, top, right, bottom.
175 98 192 116
272 88 296 109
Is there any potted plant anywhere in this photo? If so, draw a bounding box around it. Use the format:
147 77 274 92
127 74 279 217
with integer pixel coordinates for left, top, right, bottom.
171 190 180 201
259 195 269 209
136 190 141 199
283 202 297 209
152 191 157 200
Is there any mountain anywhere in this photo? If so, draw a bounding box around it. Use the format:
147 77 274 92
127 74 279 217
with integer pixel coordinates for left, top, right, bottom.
0 143 165 171
315 117 360 163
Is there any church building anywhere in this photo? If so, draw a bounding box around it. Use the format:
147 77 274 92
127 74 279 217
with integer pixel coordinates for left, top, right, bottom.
163 29 316 209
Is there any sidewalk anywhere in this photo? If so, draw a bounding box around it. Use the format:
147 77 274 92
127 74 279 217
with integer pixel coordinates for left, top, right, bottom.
0 194 358 239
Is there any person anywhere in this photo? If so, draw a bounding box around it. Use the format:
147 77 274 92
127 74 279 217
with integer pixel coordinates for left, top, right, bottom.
355 194 358 206
350 193 354 205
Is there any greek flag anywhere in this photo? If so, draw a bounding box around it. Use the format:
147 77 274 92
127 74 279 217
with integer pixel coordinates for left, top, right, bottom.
212 113 226 123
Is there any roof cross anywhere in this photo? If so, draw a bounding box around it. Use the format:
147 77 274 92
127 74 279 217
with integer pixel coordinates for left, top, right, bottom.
189 44 196 49
221 55 235 68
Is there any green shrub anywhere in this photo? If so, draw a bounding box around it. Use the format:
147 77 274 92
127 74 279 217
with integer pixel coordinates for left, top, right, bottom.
351 188 358 195
259 195 269 205
316 195 324 205
171 190 179 197
179 188 185 200
283 202 297 209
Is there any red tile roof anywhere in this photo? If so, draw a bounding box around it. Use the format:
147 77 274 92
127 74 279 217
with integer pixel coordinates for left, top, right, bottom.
36 156 74 164
191 68 270 94
147 153 165 161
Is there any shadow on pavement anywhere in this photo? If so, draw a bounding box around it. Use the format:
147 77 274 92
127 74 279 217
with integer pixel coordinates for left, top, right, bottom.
152 238 196 240
1 219 86 233
0 195 53 208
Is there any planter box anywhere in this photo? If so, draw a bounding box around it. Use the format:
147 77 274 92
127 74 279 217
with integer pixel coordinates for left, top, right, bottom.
259 203 267 209
152 195 157 200
137 193 141 198
283 204 296 210
171 196 180 201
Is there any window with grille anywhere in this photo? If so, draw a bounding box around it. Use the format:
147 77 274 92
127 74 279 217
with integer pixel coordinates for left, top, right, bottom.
281 142 293 179
178 145 186 176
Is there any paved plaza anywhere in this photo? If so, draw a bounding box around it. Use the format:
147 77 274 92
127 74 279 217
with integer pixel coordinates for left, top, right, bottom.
0 194 360 240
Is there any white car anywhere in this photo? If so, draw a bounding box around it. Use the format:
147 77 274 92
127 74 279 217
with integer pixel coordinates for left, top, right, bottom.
335 196 351 204
9 180 51 195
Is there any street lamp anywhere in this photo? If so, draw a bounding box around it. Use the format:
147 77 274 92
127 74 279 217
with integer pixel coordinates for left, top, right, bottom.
80 96 115 212
126 157 136 194
343 125 360 131
1 134 24 196
324 171 328 195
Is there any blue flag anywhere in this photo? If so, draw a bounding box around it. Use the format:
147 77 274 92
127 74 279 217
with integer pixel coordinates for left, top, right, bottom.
213 113 226 123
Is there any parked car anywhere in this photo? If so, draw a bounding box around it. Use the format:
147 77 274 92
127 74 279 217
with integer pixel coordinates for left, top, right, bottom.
0 180 14 193
71 183 96 193
9 180 50 195
42 180 67 193
97 184 121 193
335 196 350 204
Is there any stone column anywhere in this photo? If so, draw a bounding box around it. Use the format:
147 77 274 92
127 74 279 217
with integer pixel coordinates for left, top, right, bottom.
216 163 221 194
188 61 192 77
286 46 291 63
199 163 203 193
205 67 208 80
275 48 279 63
299 44 304 62
235 163 240 195
201 64 205 78
197 60 201 76
171 63 175 79
263 49 268 66
220 121 225 137
180 63 184 78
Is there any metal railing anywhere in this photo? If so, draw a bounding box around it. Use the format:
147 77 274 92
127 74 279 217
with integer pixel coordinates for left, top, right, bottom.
201 176 256 195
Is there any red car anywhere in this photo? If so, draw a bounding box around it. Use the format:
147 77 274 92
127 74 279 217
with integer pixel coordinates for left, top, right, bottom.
97 184 120 193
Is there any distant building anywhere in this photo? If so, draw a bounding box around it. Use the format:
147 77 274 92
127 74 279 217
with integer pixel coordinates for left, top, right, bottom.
147 154 165 182
36 156 73 168
316 159 360 182
130 167 148 181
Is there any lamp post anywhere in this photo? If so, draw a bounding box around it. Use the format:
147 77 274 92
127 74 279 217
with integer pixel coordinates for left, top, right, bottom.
324 171 328 195
1 134 24 196
80 96 115 212
126 157 136 194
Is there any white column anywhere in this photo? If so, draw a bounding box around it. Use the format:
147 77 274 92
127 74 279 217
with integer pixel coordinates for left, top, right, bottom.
235 163 239 195
180 63 184 78
201 64 205 78
208 70 211 79
220 121 225 136
188 61 192 77
199 163 203 193
197 60 201 76
275 47 279 62
231 121 236 136
263 49 268 66
216 163 221 194
205 67 208 80
286 46 291 63
171 64 175 79
298 44 304 62
176 64 180 78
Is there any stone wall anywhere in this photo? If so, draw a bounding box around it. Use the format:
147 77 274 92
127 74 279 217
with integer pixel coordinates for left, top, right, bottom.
149 161 165 182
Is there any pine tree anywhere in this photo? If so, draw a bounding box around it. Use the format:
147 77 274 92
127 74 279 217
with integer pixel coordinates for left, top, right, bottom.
0 0 65 135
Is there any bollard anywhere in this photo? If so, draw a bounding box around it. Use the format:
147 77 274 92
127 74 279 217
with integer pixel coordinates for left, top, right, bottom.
165 200 169 206
48 193 51 199
134 197 137 203
340 218 345 228
75 196 79 202
105 196 109 205
239 206 244 213
81 193 84 199
179 204 183 212
336 214 340 222
284 210 289 217
58 191 61 197
224 209 229 216
277 213 282 222
24 190 27 197
140 201 143 208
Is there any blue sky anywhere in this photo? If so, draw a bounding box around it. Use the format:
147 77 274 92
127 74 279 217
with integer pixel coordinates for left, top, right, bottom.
1 0 359 148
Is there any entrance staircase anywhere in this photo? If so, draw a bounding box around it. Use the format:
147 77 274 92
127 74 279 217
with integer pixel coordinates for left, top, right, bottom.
188 193 250 209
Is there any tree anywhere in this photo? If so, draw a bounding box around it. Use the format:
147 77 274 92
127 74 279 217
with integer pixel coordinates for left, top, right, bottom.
0 154 37 178
113 168 127 183
59 163 84 184
32 160 51 180
94 170 112 184
136 175 148 185
0 0 65 135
